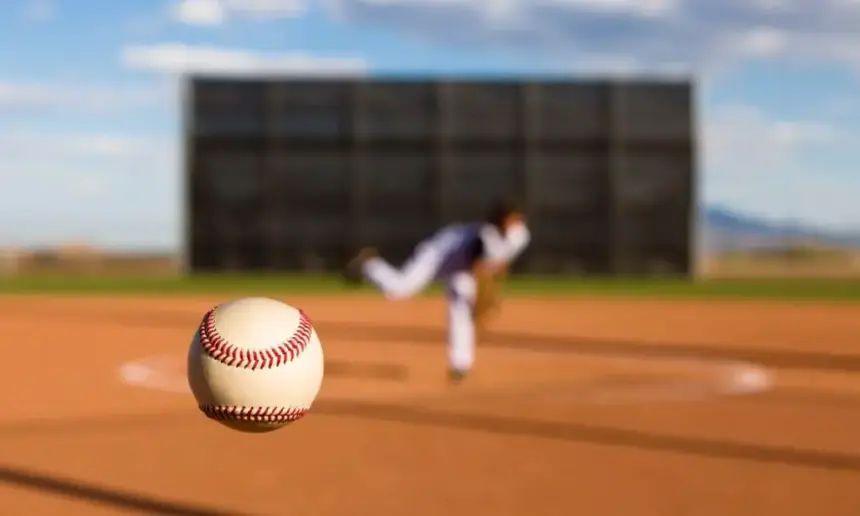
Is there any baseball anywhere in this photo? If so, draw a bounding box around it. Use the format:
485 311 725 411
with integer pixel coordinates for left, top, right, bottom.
186 297 325 433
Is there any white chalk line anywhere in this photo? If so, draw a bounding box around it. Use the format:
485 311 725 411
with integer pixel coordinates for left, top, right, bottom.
118 353 772 405
119 355 190 394
538 361 771 405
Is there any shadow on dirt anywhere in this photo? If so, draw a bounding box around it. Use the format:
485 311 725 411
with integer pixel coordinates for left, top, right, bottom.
2 399 860 473
10 304 860 372
0 465 243 515
321 322 860 372
325 359 409 381
316 400 860 472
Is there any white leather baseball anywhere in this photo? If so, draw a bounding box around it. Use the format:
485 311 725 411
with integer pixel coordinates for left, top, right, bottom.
186 297 324 433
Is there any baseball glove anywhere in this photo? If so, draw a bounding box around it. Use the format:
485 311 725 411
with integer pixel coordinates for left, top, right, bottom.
473 264 508 328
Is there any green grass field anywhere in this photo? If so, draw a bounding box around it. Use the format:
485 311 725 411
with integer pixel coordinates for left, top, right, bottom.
1 274 859 300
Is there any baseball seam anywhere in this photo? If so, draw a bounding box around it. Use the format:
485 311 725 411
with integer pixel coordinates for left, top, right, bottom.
200 405 309 423
198 306 313 370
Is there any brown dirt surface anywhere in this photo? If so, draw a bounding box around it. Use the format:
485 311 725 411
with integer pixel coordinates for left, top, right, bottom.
0 294 858 515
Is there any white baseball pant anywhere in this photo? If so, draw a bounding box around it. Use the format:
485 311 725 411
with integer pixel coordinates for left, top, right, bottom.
362 243 477 373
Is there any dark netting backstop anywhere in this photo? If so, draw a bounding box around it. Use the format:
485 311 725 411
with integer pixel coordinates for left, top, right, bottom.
184 77 696 276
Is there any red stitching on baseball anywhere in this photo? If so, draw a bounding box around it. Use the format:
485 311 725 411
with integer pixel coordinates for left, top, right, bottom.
198 306 313 370
200 405 308 423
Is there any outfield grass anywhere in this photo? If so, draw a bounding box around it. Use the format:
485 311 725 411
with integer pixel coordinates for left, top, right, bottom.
1 274 859 300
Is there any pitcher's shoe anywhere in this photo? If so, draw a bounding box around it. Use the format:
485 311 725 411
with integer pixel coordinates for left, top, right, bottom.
447 368 469 384
343 247 378 285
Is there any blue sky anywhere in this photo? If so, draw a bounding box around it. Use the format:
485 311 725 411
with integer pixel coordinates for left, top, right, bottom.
1 0 860 250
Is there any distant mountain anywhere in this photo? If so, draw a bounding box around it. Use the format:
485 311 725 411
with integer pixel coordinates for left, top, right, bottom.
700 206 860 254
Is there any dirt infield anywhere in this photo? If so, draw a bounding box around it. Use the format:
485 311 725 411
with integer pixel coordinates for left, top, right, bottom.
0 294 858 515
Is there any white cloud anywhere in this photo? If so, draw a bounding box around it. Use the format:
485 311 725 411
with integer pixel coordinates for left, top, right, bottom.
0 130 168 177
0 83 55 108
225 0 305 17
320 0 860 72
168 0 305 26
20 0 54 22
0 131 168 204
0 130 178 249
701 103 860 228
121 43 367 75
556 0 678 18
169 0 225 25
0 81 165 111
823 95 860 119
57 134 157 159
704 104 840 173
